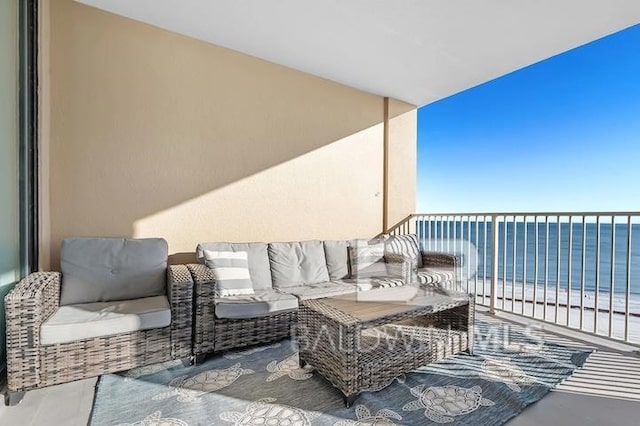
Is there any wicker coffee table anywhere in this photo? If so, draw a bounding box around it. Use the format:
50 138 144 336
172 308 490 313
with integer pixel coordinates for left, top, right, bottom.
297 286 474 407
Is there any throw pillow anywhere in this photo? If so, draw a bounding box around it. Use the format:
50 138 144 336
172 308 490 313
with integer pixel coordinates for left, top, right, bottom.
384 233 423 268
203 250 254 296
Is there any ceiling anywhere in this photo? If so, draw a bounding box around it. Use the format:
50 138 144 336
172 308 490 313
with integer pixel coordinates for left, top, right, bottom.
75 0 640 106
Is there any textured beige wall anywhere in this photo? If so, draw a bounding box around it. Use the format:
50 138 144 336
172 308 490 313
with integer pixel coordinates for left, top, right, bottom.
46 0 416 267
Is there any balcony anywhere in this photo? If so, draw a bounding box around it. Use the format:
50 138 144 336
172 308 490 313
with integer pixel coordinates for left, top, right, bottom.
2 213 639 425
3 1 640 425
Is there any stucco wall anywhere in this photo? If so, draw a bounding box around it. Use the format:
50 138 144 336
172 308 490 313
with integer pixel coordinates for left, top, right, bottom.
44 0 416 267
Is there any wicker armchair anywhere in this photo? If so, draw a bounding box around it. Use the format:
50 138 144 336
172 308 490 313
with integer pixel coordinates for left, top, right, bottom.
186 263 296 359
4 246 193 406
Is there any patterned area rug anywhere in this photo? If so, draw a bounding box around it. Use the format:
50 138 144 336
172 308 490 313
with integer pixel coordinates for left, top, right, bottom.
90 321 593 425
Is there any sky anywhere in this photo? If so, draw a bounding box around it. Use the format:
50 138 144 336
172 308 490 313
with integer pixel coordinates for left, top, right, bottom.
417 24 640 214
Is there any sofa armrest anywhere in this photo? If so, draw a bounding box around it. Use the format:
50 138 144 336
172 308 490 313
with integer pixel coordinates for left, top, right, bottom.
186 263 216 286
4 272 61 391
422 251 459 269
186 264 217 356
384 253 416 283
167 265 193 358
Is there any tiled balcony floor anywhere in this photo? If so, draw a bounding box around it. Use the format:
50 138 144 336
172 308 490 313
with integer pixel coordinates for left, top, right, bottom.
1 309 639 426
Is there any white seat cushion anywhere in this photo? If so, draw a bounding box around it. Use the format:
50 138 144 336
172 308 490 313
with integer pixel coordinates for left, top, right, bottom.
279 281 358 300
214 290 299 319
40 295 171 345
417 268 455 285
338 277 405 291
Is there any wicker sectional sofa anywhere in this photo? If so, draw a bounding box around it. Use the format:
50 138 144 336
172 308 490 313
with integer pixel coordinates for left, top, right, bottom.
3 234 459 405
187 236 458 359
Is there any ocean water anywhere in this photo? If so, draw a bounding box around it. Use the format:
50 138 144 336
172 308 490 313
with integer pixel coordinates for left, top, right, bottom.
417 220 640 296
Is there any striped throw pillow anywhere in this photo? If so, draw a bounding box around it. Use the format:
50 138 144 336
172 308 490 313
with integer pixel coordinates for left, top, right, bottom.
384 234 423 268
203 250 254 296
349 239 388 278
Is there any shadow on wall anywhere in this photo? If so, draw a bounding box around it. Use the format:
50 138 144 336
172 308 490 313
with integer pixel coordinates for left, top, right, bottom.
47 0 415 268
169 253 198 265
133 119 393 261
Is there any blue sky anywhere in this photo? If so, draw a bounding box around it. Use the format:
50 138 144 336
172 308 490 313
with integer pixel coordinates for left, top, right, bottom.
417 24 640 213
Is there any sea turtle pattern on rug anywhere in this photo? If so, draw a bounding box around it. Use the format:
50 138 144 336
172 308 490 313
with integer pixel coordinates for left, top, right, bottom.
220 397 320 426
480 357 536 392
362 374 406 393
333 405 402 426
402 384 495 423
115 411 188 426
92 321 593 426
153 363 254 403
266 353 314 382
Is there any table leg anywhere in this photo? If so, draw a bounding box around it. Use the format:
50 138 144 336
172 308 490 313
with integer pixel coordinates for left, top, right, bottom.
344 393 358 408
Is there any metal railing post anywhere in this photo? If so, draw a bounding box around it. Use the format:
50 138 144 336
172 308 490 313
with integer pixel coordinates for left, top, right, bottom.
490 214 499 314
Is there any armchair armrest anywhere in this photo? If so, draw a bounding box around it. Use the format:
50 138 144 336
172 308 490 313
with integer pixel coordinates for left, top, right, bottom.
167 265 194 358
422 251 459 269
421 251 460 289
186 264 216 355
4 272 61 390
186 263 216 286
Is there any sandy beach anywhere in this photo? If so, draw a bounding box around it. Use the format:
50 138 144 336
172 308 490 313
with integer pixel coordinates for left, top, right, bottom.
461 279 640 344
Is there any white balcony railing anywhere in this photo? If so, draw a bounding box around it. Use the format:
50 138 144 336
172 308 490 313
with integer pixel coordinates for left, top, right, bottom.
387 212 640 346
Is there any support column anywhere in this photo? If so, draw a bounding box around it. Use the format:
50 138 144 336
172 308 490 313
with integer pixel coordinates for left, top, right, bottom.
382 97 389 233
38 0 51 271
